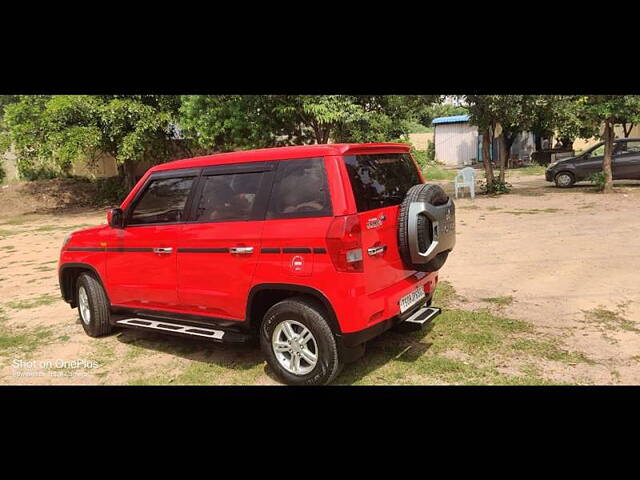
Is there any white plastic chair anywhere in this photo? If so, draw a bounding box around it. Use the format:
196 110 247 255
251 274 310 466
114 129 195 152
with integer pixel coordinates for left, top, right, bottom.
454 167 476 200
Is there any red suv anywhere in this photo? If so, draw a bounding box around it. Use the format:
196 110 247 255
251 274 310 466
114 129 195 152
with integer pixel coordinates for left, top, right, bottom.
59 143 456 385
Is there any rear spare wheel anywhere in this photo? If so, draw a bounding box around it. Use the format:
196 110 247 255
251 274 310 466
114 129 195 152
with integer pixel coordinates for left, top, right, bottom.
398 184 456 272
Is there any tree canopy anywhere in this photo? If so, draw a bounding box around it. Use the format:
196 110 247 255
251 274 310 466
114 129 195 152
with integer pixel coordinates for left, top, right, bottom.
179 95 440 150
1 95 183 187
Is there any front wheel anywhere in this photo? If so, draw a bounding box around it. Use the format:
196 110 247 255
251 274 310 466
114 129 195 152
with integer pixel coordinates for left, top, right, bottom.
260 297 341 385
77 273 113 337
554 172 575 188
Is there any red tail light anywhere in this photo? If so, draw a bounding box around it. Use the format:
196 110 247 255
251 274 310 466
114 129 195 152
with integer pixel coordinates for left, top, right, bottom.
326 214 363 273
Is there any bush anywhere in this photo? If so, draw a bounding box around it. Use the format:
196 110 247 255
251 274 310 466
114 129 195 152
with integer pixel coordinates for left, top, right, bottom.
425 140 435 163
411 141 436 170
588 171 606 192
0 161 5 184
412 149 428 168
481 179 512 195
84 176 128 206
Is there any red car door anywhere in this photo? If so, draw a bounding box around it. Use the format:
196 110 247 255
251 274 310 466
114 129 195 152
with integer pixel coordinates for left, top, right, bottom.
106 172 198 311
177 162 274 321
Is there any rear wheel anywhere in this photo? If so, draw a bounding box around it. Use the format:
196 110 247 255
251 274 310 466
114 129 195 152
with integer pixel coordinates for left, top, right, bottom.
76 273 112 337
260 297 341 385
554 171 575 188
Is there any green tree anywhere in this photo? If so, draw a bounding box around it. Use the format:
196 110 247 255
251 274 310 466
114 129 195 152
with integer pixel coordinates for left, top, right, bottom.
465 95 535 186
180 95 440 150
417 102 468 126
2 95 184 189
576 95 640 192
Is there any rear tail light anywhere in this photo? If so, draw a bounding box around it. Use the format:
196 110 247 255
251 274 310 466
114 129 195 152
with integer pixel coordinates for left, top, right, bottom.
326 214 363 273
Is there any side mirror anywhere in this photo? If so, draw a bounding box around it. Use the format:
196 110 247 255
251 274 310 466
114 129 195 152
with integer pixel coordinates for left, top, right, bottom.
107 208 124 229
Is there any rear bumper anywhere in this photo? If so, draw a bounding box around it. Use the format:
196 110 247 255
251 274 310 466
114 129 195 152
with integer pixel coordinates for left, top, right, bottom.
339 291 434 348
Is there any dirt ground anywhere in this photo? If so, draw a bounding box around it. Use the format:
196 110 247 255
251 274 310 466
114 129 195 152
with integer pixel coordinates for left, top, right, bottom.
1 175 639 385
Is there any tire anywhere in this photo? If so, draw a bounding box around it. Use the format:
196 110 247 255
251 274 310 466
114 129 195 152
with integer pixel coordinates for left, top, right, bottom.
554 171 575 188
260 296 341 385
76 273 113 338
398 184 450 272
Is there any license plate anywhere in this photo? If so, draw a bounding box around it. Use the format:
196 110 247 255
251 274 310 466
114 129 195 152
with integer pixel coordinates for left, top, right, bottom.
399 286 426 313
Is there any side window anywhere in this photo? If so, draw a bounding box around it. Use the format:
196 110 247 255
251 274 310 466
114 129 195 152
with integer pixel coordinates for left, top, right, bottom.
129 177 195 225
194 172 262 222
266 157 332 219
614 142 627 155
624 141 640 153
591 144 605 157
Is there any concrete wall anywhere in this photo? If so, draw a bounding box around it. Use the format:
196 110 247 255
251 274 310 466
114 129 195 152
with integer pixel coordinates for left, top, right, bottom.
433 122 478 166
573 124 640 152
71 153 119 178
1 148 18 182
408 132 434 151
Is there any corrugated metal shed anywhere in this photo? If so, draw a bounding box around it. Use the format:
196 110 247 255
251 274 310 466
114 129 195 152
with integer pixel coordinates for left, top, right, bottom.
432 115 470 125
433 122 478 166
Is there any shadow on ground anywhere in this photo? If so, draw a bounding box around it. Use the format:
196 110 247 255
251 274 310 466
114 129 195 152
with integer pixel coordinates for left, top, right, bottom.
336 322 436 385
112 320 438 385
114 327 265 376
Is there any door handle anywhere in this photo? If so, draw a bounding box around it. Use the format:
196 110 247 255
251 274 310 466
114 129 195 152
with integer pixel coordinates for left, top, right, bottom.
230 246 254 255
153 247 173 254
367 245 387 256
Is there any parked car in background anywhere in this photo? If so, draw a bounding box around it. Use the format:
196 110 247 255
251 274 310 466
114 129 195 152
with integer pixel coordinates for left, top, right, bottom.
546 138 640 188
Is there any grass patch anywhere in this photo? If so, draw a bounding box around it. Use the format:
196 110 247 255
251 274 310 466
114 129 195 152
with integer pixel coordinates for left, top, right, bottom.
583 305 639 333
423 165 458 181
124 342 150 361
0 215 43 226
507 165 546 176
0 323 55 355
90 341 117 369
511 339 593 364
0 229 18 238
503 208 562 215
5 294 59 310
128 356 265 386
481 296 514 307
432 281 463 308
337 282 589 385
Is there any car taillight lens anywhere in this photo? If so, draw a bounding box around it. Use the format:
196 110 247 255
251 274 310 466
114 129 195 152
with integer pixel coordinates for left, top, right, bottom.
326 214 363 273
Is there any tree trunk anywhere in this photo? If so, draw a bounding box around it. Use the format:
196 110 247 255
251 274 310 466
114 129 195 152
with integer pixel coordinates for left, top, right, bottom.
623 123 634 138
498 134 508 183
481 128 495 184
120 159 137 192
602 120 614 193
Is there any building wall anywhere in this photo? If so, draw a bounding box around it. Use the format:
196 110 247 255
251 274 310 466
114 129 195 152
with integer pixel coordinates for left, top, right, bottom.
1 148 18 182
573 124 640 153
71 153 119 178
408 132 434 151
433 122 478 166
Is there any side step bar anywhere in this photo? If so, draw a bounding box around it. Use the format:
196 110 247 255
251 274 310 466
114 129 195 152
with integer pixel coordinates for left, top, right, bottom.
115 318 250 343
404 306 441 325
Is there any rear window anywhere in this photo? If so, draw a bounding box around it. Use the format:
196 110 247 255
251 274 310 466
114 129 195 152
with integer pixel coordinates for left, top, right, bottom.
343 153 422 212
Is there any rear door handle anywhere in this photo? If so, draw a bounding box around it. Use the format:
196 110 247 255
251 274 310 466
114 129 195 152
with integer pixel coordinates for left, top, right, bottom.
230 247 254 255
153 247 173 254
